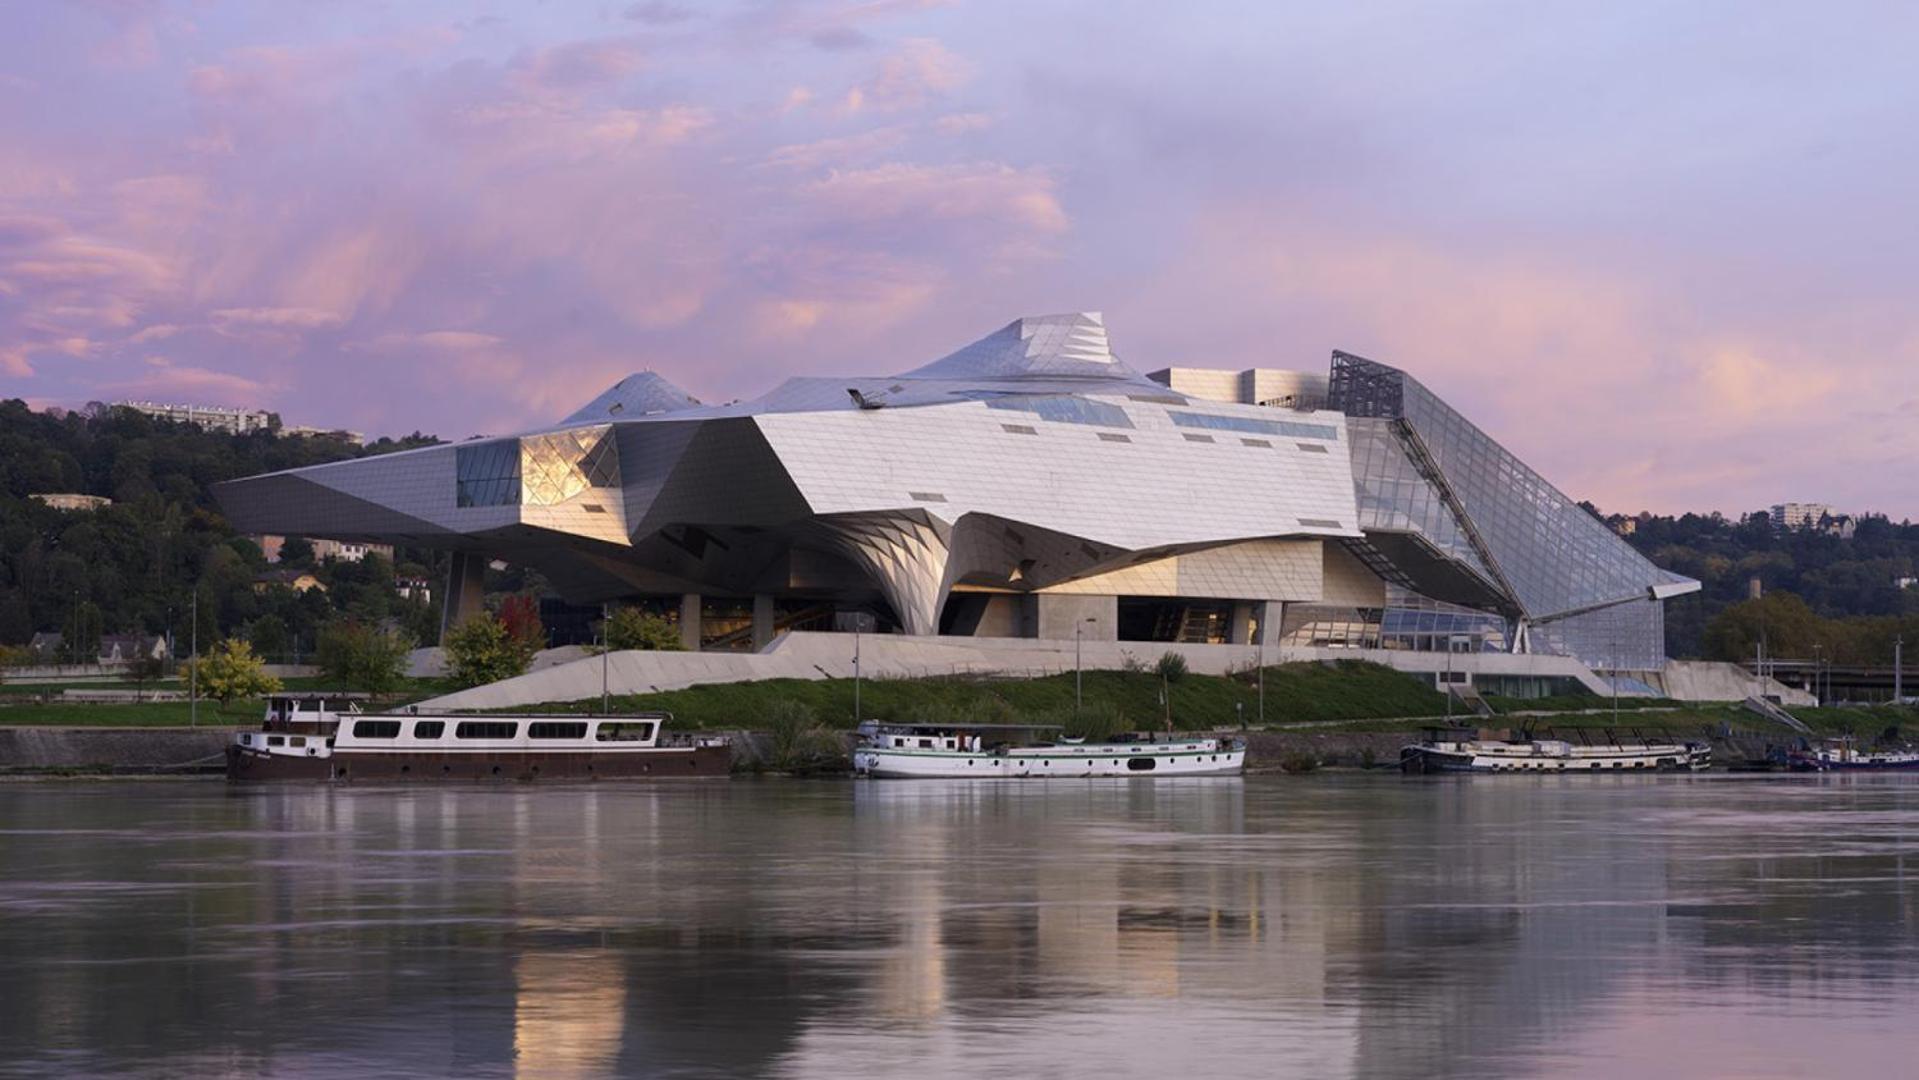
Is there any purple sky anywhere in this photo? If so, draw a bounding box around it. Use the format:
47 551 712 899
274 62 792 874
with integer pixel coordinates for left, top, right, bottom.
3 1 1916 518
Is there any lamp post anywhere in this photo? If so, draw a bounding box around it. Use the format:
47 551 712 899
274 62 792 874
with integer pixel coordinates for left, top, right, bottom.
1073 616 1095 721
600 601 610 717
1812 644 1824 707
189 587 198 728
852 616 863 725
1895 634 1904 705
1256 622 1266 728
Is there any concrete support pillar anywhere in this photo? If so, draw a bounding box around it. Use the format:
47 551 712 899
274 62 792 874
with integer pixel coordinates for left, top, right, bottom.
439 551 488 643
1228 601 1256 645
679 593 702 651
752 593 776 651
1255 601 1283 648
1035 594 1118 641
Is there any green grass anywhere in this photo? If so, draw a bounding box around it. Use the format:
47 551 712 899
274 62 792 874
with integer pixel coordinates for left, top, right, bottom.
510 660 1454 730
0 701 252 727
1484 693 1670 714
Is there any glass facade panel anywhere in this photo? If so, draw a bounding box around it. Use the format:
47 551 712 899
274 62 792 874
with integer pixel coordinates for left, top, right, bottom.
521 424 620 506
455 425 621 508
1343 417 1496 582
455 439 520 507
979 394 1134 428
1530 599 1666 672
1166 410 1340 441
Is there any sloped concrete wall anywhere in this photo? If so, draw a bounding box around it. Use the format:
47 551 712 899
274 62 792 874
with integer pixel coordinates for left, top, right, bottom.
1654 660 1816 706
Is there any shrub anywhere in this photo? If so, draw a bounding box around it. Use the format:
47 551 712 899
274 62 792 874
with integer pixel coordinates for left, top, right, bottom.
444 614 534 689
498 594 546 652
1154 651 1189 683
604 607 685 651
188 639 282 711
317 619 416 695
763 699 842 771
1278 751 1319 774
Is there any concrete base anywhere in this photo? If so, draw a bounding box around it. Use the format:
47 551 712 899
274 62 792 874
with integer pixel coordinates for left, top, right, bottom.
1649 660 1816 706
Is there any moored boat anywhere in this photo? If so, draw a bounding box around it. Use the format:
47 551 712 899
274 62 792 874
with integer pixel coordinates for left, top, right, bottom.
1779 737 1919 772
1400 727 1710 774
227 694 731 782
852 722 1245 778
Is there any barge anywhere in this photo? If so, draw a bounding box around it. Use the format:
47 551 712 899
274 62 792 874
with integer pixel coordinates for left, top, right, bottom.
227 694 730 782
1780 738 1919 772
1400 727 1710 774
853 722 1245 778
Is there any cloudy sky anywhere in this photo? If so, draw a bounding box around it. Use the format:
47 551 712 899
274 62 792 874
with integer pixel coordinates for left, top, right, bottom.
2 1 1915 517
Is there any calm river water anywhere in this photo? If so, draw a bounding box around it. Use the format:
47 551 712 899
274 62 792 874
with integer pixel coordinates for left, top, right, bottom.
3 775 1918 1078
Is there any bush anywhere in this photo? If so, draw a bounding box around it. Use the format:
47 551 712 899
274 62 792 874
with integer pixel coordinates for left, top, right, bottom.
444 614 534 689
317 619 415 695
1154 651 1189 683
604 607 684 651
187 639 282 711
1279 751 1320 774
763 699 842 771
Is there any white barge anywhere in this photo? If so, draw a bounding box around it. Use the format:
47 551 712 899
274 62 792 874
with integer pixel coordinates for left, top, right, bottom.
853 722 1245 779
227 694 731 782
1400 727 1710 774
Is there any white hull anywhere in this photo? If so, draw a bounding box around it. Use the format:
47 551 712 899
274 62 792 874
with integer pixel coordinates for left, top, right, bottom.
855 739 1244 779
1401 739 1709 774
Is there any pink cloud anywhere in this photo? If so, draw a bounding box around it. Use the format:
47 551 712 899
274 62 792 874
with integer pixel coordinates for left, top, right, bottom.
844 38 968 112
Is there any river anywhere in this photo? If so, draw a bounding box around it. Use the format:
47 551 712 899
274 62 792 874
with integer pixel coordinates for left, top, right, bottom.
2 775 1916 1078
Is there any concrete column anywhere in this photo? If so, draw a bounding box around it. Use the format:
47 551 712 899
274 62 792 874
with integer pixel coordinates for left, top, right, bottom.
752 593 776 651
439 551 488 643
1035 594 1118 641
1255 601 1283 648
1227 601 1256 645
679 593 702 651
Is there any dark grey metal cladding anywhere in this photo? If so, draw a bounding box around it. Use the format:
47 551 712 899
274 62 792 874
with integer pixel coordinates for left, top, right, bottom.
630 417 812 536
214 470 460 541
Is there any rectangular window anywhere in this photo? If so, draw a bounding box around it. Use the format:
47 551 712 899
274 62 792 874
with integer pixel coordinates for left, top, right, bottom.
1167 410 1339 441
1098 432 1132 443
456 721 519 740
413 721 445 739
1298 443 1330 454
908 491 948 503
1000 423 1038 435
267 735 285 747
1298 518 1343 529
290 736 306 747
455 439 522 507
353 720 402 739
1240 438 1272 448
595 722 656 742
528 721 589 739
979 394 1134 428
582 504 606 514
1182 433 1215 444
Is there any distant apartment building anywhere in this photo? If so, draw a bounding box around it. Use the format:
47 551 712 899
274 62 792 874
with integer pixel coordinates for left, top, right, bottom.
283 425 367 445
115 400 273 435
1770 502 1833 530
250 535 395 564
30 493 112 511
1147 367 1331 409
395 577 434 604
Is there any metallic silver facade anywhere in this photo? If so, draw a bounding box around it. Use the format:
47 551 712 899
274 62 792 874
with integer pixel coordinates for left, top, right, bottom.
214 314 1696 668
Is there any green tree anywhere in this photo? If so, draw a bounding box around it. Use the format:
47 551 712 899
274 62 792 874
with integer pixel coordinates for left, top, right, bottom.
444 614 534 689
277 536 315 567
604 607 685 651
316 619 415 695
247 615 290 661
122 654 169 700
188 638 282 711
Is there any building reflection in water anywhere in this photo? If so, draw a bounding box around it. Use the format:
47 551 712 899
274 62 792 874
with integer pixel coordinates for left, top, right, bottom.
6 777 1919 1077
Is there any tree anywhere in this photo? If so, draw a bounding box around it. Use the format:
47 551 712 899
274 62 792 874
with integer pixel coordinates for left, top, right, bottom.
604 607 685 651
316 619 415 695
247 615 290 661
444 614 534 688
122 654 169 700
187 639 282 711
1155 651 1187 732
498 593 545 652
277 535 315 567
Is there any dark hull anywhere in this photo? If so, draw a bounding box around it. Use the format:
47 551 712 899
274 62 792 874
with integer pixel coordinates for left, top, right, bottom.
227 745 732 782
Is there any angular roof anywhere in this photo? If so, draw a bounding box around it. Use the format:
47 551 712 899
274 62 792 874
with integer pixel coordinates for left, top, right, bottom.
562 372 701 425
895 312 1149 382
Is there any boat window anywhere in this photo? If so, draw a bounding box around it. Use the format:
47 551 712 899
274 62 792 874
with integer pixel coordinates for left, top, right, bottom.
918 739 933 748
354 720 402 739
1126 757 1156 771
596 722 655 742
456 721 519 740
268 735 285 747
413 721 445 739
529 722 589 739
290 737 305 747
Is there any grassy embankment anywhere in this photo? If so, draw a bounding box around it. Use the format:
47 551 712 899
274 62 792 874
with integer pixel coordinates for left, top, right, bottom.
0 676 451 727
4 661 1913 741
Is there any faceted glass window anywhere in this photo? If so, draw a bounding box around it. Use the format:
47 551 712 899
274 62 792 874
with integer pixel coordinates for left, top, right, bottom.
1166 410 1339 441
455 439 521 507
979 394 1134 428
520 425 620 507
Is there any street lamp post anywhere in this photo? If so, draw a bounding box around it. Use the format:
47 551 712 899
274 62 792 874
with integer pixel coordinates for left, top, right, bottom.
1896 634 1904 705
600 602 610 716
189 587 198 728
1073 616 1095 720
852 619 863 725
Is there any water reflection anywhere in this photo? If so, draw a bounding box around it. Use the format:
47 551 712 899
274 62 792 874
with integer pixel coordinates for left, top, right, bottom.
1 776 1918 1077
